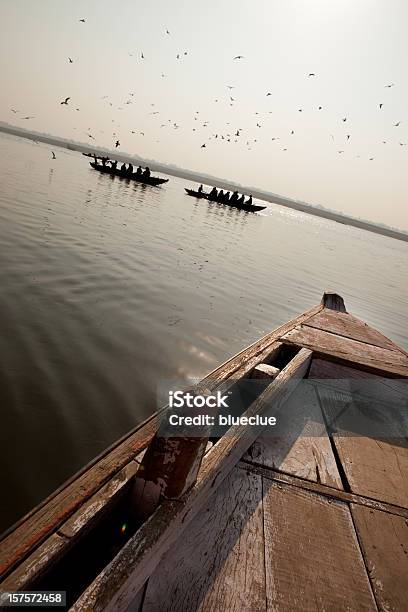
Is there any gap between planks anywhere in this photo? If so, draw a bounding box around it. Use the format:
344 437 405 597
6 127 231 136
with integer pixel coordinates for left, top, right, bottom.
238 461 408 519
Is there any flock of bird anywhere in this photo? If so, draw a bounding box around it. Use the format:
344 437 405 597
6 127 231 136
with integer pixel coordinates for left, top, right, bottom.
8 17 406 163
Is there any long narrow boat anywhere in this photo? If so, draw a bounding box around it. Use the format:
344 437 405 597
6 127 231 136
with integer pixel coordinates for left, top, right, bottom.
89 161 169 186
1 292 407 611
185 187 267 212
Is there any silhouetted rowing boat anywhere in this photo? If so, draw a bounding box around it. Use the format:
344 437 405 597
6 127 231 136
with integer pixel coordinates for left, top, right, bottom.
89 161 169 186
185 188 266 212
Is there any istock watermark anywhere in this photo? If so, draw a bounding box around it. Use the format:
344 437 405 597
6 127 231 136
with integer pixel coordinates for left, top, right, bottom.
169 390 230 409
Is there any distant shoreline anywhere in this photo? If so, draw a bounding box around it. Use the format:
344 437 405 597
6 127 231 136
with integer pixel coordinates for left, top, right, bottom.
1 123 407 243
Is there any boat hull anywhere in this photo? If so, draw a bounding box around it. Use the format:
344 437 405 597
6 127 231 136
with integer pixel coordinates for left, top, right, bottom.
184 188 266 212
90 162 168 186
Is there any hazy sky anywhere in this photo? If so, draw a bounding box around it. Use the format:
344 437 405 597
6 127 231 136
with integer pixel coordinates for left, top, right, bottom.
1 0 408 229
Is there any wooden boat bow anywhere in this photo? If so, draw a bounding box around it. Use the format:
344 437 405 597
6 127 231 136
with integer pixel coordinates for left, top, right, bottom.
1 292 407 611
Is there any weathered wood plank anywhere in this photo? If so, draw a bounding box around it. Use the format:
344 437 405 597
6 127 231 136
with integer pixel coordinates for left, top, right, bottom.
305 309 399 352
252 363 280 379
237 462 408 519
0 417 158 580
351 505 408 612
317 386 408 508
71 349 312 611
244 383 343 489
0 534 68 592
263 481 377 611
309 358 408 406
282 325 408 376
59 462 139 540
141 467 264 612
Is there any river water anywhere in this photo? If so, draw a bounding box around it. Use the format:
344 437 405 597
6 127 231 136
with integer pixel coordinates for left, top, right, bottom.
0 132 407 533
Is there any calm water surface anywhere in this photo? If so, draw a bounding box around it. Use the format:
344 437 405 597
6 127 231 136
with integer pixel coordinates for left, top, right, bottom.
0 132 407 533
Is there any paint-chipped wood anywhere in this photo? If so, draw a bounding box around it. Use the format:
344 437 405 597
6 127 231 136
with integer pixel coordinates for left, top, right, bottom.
282 325 408 376
237 462 408 519
351 505 408 612
71 349 312 611
317 385 408 508
263 481 377 611
321 291 347 312
0 534 68 592
142 467 264 612
59 462 139 540
305 309 400 352
0 416 158 579
244 383 343 489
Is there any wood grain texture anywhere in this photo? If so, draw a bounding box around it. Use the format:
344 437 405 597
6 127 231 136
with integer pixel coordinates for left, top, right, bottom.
263 481 377 611
282 325 408 376
0 534 68 592
309 358 408 406
142 467 264 612
243 383 343 489
71 349 312 611
237 462 408 519
0 417 158 580
317 386 408 508
305 309 399 351
351 505 408 612
59 461 139 540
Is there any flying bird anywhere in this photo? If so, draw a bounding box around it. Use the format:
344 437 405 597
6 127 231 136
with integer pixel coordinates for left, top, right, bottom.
338 150 344 154
342 117 347 122
60 97 70 105
166 29 170 34
141 52 145 59
79 18 86 23
68 57 73 63
233 55 244 60
266 92 272 96
346 135 351 140
379 103 383 109
385 83 394 88
394 122 401 127
291 130 295 134
22 116 35 119
298 109 303 112
52 151 56 159
201 143 206 148
318 106 322 110
115 140 120 148
226 85 235 90
308 73 316 77
11 108 18 113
